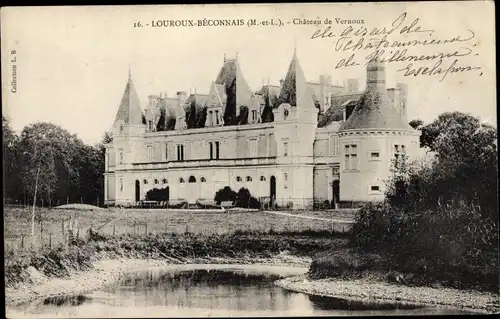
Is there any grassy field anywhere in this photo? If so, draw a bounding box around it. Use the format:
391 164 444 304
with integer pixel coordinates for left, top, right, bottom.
4 206 354 253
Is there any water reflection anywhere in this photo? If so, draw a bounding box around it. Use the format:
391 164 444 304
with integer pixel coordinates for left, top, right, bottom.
10 267 476 318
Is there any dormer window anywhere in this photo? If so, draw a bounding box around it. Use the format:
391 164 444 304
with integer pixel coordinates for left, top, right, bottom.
148 120 153 131
119 125 124 133
251 110 258 122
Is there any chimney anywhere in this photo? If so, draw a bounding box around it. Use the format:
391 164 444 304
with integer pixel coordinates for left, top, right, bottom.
347 79 359 93
319 75 332 114
366 59 386 92
177 91 188 107
148 95 156 109
396 83 408 120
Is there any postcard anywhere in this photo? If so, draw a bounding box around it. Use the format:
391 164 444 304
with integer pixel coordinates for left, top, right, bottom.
2 2 497 318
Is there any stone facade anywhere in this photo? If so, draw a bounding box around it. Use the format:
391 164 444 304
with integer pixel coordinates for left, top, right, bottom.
104 52 420 209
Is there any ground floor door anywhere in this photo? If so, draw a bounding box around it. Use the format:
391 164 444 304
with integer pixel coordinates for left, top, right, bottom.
332 179 340 208
135 180 141 202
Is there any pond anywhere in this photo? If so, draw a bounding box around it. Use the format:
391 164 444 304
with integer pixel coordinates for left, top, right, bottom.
9 265 475 317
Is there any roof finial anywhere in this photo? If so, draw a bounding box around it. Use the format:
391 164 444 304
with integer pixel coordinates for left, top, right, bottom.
128 64 131 80
293 37 297 58
224 53 226 62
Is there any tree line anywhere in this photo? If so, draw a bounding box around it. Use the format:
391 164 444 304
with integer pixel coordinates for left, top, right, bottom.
3 116 110 207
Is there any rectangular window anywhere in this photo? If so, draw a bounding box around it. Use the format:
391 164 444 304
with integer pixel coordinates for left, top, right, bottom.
120 178 123 191
148 121 153 131
350 144 358 170
177 145 184 161
215 141 220 159
119 150 124 164
249 139 258 157
215 110 219 125
371 152 380 158
283 142 288 157
333 166 340 176
330 136 340 156
208 111 213 126
251 110 257 122
344 144 359 171
371 185 380 191
148 146 153 162
209 142 213 159
165 144 168 160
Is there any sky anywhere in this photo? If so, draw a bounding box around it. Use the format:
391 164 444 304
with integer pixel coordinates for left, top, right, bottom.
2 2 496 144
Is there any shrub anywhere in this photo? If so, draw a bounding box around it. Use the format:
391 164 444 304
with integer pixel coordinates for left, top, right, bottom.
214 186 237 205
235 188 261 209
145 188 169 202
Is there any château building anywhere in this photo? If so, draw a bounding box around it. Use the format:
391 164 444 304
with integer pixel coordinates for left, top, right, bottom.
103 49 421 208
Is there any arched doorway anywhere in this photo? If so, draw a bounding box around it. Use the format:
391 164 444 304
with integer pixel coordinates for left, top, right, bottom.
270 176 276 202
135 180 140 202
332 179 340 208
165 186 170 201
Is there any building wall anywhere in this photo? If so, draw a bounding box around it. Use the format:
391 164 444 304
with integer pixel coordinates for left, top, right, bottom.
338 131 420 202
105 113 420 207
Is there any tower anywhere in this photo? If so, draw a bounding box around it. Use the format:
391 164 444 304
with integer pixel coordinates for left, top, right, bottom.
106 68 146 206
337 59 419 203
272 47 318 209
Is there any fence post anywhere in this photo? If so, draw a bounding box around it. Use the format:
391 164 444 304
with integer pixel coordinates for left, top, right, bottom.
62 220 65 243
49 233 52 248
76 227 80 239
40 219 43 249
133 221 136 236
113 224 116 236
21 235 25 249
145 222 148 235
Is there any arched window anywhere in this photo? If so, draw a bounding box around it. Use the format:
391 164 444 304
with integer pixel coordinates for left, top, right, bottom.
284 109 289 119
119 152 124 164
246 176 252 182
120 178 123 191
200 177 206 182
260 176 266 181
143 179 148 184
179 178 185 183
236 176 242 182
162 178 168 184
120 125 124 133
154 179 159 184
188 176 196 183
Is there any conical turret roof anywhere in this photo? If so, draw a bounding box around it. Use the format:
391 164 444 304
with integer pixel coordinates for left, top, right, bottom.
114 71 144 125
278 49 316 109
339 60 412 131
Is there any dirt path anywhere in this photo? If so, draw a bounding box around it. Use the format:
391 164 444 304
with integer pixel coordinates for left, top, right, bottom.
263 210 354 224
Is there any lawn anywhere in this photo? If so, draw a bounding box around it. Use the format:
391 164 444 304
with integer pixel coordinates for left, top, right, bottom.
4 207 354 252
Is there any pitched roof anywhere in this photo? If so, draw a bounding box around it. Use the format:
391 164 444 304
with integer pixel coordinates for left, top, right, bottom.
215 58 258 120
114 73 144 125
278 51 316 109
339 60 413 131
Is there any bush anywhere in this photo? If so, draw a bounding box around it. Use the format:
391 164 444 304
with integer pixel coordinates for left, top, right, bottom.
350 200 499 292
214 186 237 205
234 187 261 209
145 188 169 202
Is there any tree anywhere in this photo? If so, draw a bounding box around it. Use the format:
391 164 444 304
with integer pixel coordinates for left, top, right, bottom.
17 123 85 205
409 119 424 130
214 186 238 205
398 112 497 220
2 116 21 203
